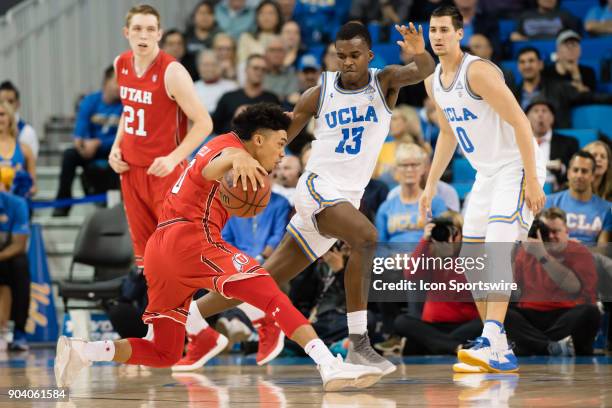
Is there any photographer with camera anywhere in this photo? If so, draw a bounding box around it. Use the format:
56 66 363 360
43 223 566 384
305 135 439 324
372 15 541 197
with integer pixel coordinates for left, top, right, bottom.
505 207 600 356
392 211 482 355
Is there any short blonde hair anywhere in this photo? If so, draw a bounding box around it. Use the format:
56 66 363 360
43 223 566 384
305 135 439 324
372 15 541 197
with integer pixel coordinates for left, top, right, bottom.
125 4 161 28
0 100 18 140
395 142 427 163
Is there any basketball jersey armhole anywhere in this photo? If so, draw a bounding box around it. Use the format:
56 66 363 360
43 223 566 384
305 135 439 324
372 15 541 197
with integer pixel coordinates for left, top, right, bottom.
464 57 504 100
374 69 393 115
164 61 178 101
314 72 328 119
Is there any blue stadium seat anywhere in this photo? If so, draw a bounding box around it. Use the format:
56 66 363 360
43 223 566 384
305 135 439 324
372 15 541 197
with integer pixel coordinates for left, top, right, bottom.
499 19 516 42
598 83 612 93
511 40 556 61
556 128 599 148
452 157 476 183
561 0 598 21
452 182 473 200
308 45 326 61
372 43 402 65
571 105 612 137
544 182 554 194
368 22 381 44
500 60 521 82
580 38 612 60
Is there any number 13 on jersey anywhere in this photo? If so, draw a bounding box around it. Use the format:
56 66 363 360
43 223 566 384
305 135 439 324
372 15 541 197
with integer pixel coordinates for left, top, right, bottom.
124 106 148 137
335 126 364 155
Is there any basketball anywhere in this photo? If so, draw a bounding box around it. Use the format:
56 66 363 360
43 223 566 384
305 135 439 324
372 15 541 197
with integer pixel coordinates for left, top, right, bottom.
218 170 271 217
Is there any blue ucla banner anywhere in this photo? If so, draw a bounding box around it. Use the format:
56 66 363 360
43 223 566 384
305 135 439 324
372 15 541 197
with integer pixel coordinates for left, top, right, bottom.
25 223 59 342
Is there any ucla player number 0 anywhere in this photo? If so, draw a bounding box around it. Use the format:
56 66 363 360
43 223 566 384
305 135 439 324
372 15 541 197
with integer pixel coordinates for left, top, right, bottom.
456 126 474 153
335 126 364 155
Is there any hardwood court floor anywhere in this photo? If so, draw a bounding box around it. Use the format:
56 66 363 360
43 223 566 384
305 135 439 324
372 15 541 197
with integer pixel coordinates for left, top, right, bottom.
1 350 611 407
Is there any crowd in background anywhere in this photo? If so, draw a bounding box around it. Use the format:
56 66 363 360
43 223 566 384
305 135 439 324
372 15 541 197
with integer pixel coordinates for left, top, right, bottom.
0 0 611 356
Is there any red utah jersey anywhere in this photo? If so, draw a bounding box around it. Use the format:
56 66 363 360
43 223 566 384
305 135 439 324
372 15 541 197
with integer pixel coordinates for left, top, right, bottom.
116 50 188 167
160 133 245 237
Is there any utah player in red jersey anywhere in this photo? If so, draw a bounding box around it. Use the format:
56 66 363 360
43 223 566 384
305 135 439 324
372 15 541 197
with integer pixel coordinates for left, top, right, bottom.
109 5 227 365
55 104 383 392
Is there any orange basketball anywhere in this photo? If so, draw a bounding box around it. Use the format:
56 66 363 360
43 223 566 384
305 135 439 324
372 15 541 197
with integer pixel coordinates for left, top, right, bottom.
218 170 271 218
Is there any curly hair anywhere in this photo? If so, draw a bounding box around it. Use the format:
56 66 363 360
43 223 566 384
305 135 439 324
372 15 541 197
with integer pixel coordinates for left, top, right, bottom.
232 103 291 140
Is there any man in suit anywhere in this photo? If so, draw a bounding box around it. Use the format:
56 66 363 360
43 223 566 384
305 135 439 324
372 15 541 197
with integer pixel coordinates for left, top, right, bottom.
526 98 579 190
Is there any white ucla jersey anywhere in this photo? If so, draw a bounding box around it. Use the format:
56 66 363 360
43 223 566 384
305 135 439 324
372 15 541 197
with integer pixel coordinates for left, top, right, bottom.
432 53 540 176
306 68 393 192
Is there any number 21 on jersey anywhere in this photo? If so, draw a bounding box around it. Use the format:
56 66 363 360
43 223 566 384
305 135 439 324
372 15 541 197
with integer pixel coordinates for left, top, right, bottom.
124 106 147 137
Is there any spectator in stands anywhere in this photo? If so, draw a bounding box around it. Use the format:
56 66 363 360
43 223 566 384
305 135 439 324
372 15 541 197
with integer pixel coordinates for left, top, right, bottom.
0 191 31 351
322 43 341 72
387 153 460 212
545 151 612 246
0 101 36 198
215 0 256 40
263 36 299 104
513 47 590 127
237 0 283 64
375 105 429 180
185 1 221 56
511 0 581 41
543 30 597 93
584 141 612 201
194 50 238 115
52 66 121 216
272 154 301 205
287 54 321 108
213 54 280 134
393 211 482 355
293 0 352 46
506 208 600 356
299 141 311 169
280 21 305 68
410 0 452 22
223 191 291 263
585 0 612 36
160 29 197 81
526 98 579 189
468 34 515 86
395 48 428 107
278 0 296 22
376 144 446 243
361 178 390 223
419 97 440 148
454 0 500 58
213 33 239 81
349 0 411 27
480 0 533 19
0 81 39 159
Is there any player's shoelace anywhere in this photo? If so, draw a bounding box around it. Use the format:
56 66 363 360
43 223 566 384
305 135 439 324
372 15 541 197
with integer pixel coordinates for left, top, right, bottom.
464 336 491 350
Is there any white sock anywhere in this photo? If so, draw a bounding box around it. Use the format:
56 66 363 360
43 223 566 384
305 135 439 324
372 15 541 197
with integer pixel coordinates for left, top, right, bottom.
347 310 368 335
82 340 115 362
483 320 508 350
238 303 265 322
186 301 210 335
305 339 335 366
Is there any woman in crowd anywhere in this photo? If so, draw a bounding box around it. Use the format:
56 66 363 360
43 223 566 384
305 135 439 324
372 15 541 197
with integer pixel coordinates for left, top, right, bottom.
0 101 36 197
584 141 612 201
185 1 222 56
213 33 238 81
237 0 284 64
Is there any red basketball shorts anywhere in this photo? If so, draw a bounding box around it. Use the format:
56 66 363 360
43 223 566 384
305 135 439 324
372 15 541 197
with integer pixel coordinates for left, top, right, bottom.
120 164 184 268
142 220 268 325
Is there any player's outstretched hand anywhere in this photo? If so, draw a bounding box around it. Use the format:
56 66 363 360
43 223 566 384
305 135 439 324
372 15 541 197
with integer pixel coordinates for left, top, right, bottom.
418 186 435 225
147 155 179 177
525 178 546 214
395 22 426 55
108 145 130 174
232 154 267 191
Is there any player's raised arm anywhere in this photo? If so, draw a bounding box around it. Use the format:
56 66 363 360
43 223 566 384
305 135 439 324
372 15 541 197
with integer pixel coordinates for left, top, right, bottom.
419 75 458 221
148 61 213 177
378 23 435 90
467 60 546 213
287 85 321 142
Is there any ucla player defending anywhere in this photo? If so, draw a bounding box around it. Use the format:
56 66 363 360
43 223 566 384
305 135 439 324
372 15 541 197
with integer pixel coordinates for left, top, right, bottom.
177 22 435 373
419 6 546 373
